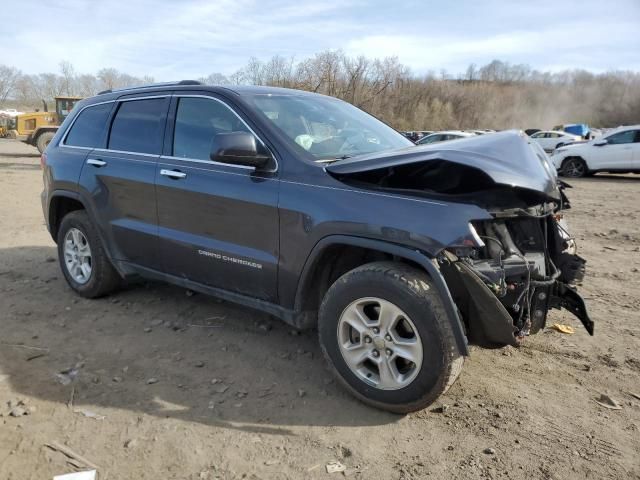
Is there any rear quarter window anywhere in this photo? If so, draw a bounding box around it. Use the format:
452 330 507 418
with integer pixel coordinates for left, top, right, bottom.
64 102 113 148
108 98 167 154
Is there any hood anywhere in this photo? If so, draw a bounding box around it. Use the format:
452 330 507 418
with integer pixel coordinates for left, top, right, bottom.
556 140 589 149
327 130 560 200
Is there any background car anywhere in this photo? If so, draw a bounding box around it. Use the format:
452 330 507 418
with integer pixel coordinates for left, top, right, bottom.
417 130 475 145
551 125 640 177
529 130 581 152
466 129 494 135
401 130 434 142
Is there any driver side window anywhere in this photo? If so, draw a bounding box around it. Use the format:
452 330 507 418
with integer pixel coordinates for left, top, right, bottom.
173 97 252 161
606 130 635 145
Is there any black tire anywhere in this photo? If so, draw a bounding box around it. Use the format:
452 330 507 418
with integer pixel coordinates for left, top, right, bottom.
318 261 464 413
36 131 55 153
57 210 121 298
560 157 589 178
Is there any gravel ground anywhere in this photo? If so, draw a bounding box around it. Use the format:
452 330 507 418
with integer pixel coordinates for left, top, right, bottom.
0 138 639 479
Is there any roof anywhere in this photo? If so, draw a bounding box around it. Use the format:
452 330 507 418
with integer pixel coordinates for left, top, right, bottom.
95 81 327 98
538 130 578 136
427 130 475 137
220 85 325 96
607 124 640 133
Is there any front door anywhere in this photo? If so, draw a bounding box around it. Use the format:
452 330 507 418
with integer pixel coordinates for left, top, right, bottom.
155 95 279 301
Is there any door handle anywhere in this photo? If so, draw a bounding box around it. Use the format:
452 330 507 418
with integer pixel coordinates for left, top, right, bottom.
87 158 107 167
160 169 187 179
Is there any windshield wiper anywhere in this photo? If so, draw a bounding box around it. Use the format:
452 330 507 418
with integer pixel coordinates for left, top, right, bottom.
315 154 353 164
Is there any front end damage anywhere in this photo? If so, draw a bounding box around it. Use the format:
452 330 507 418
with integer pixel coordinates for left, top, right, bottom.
440 204 592 348
326 131 593 347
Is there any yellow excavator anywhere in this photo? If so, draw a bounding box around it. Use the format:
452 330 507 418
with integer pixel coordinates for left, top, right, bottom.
9 97 82 153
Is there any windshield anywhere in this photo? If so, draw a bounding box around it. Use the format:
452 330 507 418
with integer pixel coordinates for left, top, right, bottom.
246 94 413 162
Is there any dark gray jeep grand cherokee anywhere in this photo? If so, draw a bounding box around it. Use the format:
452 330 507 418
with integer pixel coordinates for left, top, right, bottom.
41 81 592 412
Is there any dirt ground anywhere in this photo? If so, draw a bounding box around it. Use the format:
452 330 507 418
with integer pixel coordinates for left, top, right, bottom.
0 138 639 480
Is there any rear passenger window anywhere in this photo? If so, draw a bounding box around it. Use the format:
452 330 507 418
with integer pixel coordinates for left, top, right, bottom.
64 103 112 148
173 97 251 160
108 98 166 154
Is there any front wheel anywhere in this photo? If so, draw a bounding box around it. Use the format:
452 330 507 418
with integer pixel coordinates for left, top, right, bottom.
561 157 588 178
36 131 55 153
318 262 463 413
57 210 121 298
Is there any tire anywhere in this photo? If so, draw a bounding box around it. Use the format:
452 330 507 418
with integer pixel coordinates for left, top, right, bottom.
57 210 121 298
318 261 464 413
560 157 588 178
36 131 55 153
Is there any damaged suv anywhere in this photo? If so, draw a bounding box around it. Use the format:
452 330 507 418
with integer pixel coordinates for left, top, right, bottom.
41 82 592 413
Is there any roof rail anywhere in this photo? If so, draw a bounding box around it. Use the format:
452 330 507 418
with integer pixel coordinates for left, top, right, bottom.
97 80 203 95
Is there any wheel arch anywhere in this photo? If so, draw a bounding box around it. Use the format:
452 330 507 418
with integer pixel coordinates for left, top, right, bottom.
294 235 469 356
48 191 87 242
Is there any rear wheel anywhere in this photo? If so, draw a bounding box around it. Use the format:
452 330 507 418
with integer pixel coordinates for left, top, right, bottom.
57 210 121 298
318 261 463 413
561 157 588 178
36 131 55 153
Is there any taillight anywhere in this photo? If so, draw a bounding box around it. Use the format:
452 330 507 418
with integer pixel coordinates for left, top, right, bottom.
40 153 47 169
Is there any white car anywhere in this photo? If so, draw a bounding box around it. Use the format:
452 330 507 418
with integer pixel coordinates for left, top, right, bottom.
529 130 581 152
551 125 640 177
417 130 476 145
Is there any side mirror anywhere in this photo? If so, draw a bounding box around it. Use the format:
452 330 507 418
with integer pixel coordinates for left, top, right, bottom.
210 131 271 169
593 139 607 146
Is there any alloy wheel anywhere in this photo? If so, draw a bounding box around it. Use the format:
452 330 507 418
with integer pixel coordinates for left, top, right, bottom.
63 227 92 284
563 158 586 177
337 297 423 390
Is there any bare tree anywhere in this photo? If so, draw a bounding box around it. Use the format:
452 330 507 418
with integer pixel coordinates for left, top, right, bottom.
59 60 76 95
1 56 639 129
0 65 20 103
200 72 231 85
97 68 120 90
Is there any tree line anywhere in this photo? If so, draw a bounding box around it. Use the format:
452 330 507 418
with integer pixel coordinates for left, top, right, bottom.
1 53 639 130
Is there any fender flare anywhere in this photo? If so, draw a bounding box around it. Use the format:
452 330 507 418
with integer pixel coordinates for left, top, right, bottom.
295 235 469 356
48 190 86 235
47 190 116 260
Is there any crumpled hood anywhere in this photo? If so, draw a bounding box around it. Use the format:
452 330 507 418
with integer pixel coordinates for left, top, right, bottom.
326 130 561 200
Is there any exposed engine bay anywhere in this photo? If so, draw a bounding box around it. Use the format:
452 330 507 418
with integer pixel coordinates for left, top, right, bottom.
442 206 592 347
326 132 593 347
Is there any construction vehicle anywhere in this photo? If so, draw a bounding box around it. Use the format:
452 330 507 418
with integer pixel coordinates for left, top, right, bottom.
9 97 82 153
0 109 22 138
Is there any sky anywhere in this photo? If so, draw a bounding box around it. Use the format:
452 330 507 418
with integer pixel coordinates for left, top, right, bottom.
3 0 639 79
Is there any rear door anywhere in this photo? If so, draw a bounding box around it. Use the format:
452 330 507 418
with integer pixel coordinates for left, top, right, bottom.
78 94 170 270
55 101 114 192
155 94 279 301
